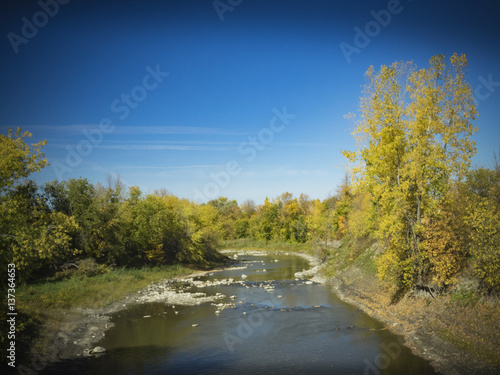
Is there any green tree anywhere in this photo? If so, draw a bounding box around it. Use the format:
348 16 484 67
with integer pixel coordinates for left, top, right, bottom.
233 218 250 238
256 198 279 242
2 181 78 281
207 197 240 239
179 200 223 264
65 178 100 258
91 176 128 264
127 194 178 263
276 192 297 242
43 180 71 215
0 129 60 281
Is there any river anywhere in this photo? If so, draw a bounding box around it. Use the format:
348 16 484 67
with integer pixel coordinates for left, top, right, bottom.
43 252 437 374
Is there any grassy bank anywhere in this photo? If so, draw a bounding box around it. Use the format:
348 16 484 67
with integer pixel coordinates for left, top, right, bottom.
18 264 195 311
12 263 213 366
318 236 379 278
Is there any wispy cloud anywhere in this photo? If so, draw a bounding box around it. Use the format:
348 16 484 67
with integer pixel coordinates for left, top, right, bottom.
96 144 232 151
116 164 225 170
240 167 329 179
273 142 332 147
25 124 246 136
106 140 239 145
117 126 243 135
49 143 233 151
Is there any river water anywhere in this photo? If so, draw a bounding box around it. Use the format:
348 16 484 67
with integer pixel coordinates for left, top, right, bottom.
46 252 438 374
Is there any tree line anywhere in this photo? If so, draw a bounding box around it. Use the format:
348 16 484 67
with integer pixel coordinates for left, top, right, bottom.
0 130 225 282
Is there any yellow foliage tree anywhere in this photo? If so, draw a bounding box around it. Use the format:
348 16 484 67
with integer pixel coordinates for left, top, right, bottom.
0 128 47 193
468 199 500 293
347 189 375 239
344 54 477 291
424 190 468 287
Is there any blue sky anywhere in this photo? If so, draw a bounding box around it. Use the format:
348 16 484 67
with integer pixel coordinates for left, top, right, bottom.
1 0 499 203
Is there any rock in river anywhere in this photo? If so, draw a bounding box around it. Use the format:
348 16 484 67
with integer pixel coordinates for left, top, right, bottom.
91 346 106 354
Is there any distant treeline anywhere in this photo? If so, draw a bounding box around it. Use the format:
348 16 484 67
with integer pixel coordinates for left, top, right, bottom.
1 156 498 295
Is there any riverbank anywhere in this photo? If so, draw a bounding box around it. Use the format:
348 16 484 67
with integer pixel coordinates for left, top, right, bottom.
327 261 500 375
222 241 500 375
15 244 500 375
14 262 237 374
15 247 319 374
15 249 318 374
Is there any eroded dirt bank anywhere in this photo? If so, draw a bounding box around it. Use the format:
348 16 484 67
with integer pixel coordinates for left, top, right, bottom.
327 264 500 375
